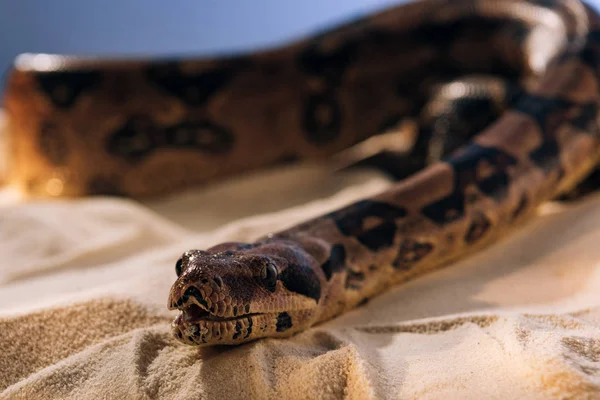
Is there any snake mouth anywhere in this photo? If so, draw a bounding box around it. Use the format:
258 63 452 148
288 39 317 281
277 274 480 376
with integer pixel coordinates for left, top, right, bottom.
174 303 262 324
169 286 264 323
172 302 276 346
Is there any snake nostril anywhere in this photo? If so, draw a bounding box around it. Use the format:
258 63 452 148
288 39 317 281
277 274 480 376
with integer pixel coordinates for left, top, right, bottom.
184 286 201 297
183 286 209 309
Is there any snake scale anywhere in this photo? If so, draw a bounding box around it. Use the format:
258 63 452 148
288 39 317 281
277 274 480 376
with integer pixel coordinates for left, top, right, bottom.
4 0 600 346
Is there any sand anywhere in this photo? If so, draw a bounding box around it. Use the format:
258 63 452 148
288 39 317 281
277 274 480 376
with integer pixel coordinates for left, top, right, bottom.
1 153 600 398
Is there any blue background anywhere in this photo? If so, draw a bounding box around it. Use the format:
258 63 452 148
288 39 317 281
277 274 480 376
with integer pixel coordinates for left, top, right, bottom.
0 0 599 95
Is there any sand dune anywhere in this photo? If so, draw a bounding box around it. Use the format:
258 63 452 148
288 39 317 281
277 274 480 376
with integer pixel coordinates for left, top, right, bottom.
1 163 600 399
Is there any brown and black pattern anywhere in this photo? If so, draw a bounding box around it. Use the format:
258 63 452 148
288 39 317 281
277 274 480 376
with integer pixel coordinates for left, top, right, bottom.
145 59 248 107
36 70 102 108
320 244 346 281
296 32 358 145
106 117 234 163
345 269 366 290
301 91 343 145
392 239 434 270
326 200 408 251
296 37 358 85
422 144 517 225
4 0 600 346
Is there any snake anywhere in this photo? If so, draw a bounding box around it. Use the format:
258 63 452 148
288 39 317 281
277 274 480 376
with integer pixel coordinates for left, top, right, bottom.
4 0 600 346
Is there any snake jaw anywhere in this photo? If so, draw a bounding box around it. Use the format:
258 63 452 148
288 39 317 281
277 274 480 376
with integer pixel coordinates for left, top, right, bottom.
170 285 263 324
175 298 261 322
171 295 273 346
177 303 262 322
169 279 313 346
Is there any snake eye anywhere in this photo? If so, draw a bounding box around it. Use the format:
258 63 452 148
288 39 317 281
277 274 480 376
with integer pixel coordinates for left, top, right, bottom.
262 263 278 292
175 258 184 277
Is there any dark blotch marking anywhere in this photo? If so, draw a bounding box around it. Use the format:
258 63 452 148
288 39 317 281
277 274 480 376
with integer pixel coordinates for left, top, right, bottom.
276 312 293 332
232 306 238 316
302 93 342 145
357 298 369 307
512 94 598 174
570 102 599 136
345 269 365 290
233 321 242 340
422 145 517 225
106 117 234 162
327 200 407 251
464 212 492 244
529 140 560 174
356 221 398 252
419 78 517 164
351 152 427 183
452 145 517 201
244 317 253 339
513 93 573 134
421 193 465 225
478 173 511 199
578 30 600 72
146 61 244 106
165 120 234 154
245 304 250 314
280 263 321 303
321 244 346 280
106 117 155 162
36 70 102 108
297 40 357 83
392 239 434 270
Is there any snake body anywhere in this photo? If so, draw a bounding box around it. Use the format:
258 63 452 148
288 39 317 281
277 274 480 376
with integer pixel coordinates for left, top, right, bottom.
4 0 600 346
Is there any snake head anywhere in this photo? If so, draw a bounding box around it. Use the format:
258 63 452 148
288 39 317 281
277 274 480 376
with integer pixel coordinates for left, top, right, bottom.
168 241 325 346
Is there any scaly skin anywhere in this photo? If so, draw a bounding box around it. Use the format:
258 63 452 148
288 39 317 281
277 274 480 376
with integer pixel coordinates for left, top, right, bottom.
4 0 600 346
167 0 600 346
